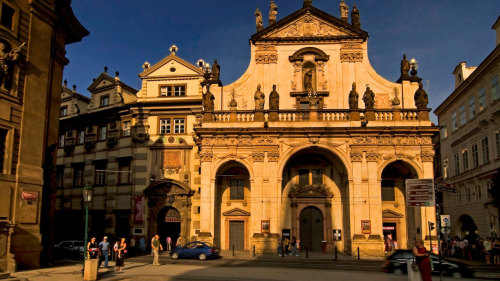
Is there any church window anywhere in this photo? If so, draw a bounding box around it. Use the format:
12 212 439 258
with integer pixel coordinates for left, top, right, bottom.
312 169 323 185
229 179 244 200
492 75 499 101
0 3 15 30
381 180 395 201
468 97 476 119
298 169 309 185
478 88 486 110
459 105 465 126
298 168 323 185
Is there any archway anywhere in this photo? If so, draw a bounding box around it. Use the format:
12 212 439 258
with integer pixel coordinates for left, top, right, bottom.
380 160 418 250
457 214 478 239
214 160 251 250
300 206 324 252
281 147 348 252
157 207 181 249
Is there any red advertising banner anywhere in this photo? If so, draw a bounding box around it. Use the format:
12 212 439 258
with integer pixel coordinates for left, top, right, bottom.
22 191 39 201
134 195 144 224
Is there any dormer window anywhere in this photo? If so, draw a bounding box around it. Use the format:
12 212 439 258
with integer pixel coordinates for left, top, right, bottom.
160 85 186 97
61 106 68 117
100 95 109 107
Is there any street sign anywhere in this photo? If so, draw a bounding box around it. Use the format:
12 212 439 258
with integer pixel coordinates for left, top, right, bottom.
441 227 450 235
405 179 435 207
440 215 451 227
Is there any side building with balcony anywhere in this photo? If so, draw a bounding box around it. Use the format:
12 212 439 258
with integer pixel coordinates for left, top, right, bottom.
435 16 500 239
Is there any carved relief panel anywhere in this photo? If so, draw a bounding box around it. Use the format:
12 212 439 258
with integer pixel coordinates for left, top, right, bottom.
340 42 363 62
255 44 277 64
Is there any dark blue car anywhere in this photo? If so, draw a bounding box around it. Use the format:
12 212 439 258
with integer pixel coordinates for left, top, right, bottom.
170 241 220 260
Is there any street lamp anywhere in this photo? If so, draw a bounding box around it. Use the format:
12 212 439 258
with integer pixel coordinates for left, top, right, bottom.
82 183 93 276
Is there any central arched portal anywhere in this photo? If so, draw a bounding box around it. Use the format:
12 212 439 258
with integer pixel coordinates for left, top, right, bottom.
300 207 324 252
157 207 181 248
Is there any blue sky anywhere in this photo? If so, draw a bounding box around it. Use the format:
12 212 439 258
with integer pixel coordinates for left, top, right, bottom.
65 0 500 119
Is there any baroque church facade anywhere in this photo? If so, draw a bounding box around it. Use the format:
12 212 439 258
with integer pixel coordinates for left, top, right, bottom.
55 0 438 258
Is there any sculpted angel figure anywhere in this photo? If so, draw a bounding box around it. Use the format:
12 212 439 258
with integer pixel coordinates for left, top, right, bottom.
255 8 263 32
254 84 265 110
0 41 24 91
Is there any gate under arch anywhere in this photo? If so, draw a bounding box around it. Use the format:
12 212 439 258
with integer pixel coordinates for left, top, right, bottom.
299 206 324 252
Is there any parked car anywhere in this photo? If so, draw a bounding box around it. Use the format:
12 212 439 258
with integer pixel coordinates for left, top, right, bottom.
383 249 474 278
170 241 220 260
54 240 85 259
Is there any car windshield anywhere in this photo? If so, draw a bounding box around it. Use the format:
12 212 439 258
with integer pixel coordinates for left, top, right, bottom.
74 242 84 246
392 251 413 259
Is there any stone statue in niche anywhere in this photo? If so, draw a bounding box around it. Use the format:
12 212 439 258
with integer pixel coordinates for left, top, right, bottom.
0 41 24 91
363 86 375 109
400 54 410 79
255 8 263 32
203 85 215 111
348 82 359 110
414 82 428 110
269 84 279 110
269 0 278 25
254 84 265 110
211 59 220 81
303 69 313 92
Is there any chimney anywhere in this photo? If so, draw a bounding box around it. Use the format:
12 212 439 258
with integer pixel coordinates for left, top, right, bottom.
452 62 477 89
492 16 500 47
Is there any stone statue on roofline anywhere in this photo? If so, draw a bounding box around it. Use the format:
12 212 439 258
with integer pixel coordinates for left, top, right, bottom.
363 86 375 110
339 0 349 21
269 84 279 110
255 8 263 32
269 0 278 25
348 82 359 110
211 59 220 82
254 84 265 110
203 85 215 111
400 54 410 80
414 82 428 110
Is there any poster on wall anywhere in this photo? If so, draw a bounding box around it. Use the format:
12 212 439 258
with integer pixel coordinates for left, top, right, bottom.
261 220 270 233
134 195 144 224
361 220 371 234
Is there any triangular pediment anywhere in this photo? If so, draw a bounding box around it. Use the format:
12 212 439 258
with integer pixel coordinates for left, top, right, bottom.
86 73 116 92
382 209 404 218
223 208 251 216
252 6 368 43
139 53 204 78
289 184 333 198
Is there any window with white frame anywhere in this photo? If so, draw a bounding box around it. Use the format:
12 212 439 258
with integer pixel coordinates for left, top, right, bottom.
454 153 460 175
122 121 131 136
160 85 185 97
462 149 469 171
159 119 171 134
459 105 466 126
482 137 490 163
100 95 109 107
468 97 476 119
78 130 85 145
94 161 106 187
61 106 68 117
452 112 457 130
99 126 107 141
472 144 479 167
59 134 65 147
478 88 486 110
174 118 185 134
492 75 499 101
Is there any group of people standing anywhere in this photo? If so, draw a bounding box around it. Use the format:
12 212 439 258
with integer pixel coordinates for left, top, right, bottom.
87 236 127 271
277 236 299 256
440 236 500 265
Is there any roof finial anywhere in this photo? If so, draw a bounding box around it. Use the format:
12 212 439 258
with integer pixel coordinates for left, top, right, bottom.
104 66 108 73
115 71 120 81
340 0 349 22
169 45 178 54
72 84 77 92
303 0 312 8
351 4 360 28
63 79 68 87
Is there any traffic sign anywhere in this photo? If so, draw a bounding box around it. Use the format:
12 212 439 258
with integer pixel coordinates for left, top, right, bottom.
405 179 435 207
440 215 451 227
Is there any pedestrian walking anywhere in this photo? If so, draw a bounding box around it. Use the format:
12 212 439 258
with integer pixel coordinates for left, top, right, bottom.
87 237 99 259
492 238 500 265
152 235 162 265
139 237 146 254
277 236 283 256
291 236 299 256
98 236 111 268
130 237 136 257
113 241 119 261
176 235 182 248
413 239 432 281
284 237 290 255
115 238 127 271
166 236 172 251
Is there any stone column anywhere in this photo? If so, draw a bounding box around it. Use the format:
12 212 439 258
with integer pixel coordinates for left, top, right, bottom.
420 150 437 250
365 151 384 256
198 153 214 243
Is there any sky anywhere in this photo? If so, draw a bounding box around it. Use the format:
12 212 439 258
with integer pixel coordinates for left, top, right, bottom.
64 0 500 120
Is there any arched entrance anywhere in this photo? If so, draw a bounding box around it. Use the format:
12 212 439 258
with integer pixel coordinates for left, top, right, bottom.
157 207 181 248
281 147 348 252
214 161 251 250
300 206 324 252
380 160 418 250
457 214 478 239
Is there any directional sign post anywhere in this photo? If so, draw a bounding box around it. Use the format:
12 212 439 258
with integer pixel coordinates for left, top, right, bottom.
405 179 435 207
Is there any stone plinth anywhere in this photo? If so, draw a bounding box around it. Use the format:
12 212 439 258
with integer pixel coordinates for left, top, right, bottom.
418 110 430 121
349 111 360 121
197 232 214 244
251 233 279 255
351 235 384 259
203 112 214 122
365 110 375 121
254 111 265 122
268 111 278 122
83 259 98 281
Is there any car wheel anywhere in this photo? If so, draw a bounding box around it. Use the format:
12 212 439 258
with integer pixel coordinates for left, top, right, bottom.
393 269 404 275
171 252 179 260
451 272 462 278
198 253 207 261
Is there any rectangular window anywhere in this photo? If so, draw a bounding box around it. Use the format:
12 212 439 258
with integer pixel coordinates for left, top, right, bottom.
174 85 185 96
440 123 447 139
94 161 106 187
0 128 6 173
56 166 64 189
452 112 457 130
118 159 131 184
492 75 499 101
73 164 84 188
466 188 471 203
497 132 500 159
381 180 395 201
459 104 466 126
468 97 476 119
298 169 309 185
122 121 131 137
160 85 185 97
475 185 481 201
462 149 469 171
159 119 171 134
472 144 479 168
312 169 323 185
482 137 490 163
229 179 244 200
78 130 85 145
478 88 486 110
454 153 460 175
100 95 109 107
174 118 185 134
61 106 68 117
99 126 107 141
58 134 65 147
0 3 15 30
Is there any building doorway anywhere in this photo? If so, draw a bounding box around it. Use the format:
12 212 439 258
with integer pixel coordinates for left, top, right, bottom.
383 222 398 252
229 221 245 250
158 207 181 248
300 206 324 252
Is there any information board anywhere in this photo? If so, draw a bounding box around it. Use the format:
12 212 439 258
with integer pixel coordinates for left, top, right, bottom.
405 179 435 207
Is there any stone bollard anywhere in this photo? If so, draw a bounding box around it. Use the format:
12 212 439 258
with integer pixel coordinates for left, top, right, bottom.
83 259 98 281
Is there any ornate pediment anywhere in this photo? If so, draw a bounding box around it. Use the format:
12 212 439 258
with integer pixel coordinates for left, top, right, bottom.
223 208 251 216
289 184 333 198
382 209 404 218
